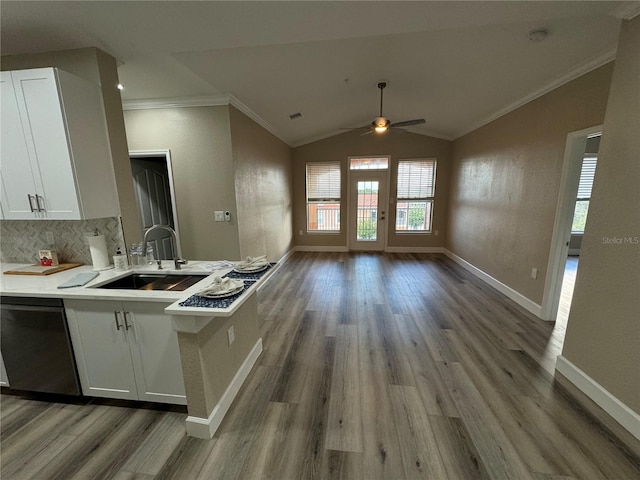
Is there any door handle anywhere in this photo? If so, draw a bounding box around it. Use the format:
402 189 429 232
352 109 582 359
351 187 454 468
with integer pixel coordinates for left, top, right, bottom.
123 311 132 330
27 194 36 212
114 311 123 330
35 195 45 212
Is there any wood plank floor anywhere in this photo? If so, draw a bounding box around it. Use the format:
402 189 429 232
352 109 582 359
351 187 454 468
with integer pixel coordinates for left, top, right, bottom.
2 252 639 479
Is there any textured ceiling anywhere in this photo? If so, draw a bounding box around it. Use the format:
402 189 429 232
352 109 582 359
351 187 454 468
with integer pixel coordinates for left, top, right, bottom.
1 1 629 146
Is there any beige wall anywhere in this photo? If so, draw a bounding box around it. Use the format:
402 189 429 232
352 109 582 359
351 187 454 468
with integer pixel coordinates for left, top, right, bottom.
292 131 451 249
1 48 141 245
124 106 241 260
229 106 293 261
562 17 640 413
177 294 260 418
447 63 613 305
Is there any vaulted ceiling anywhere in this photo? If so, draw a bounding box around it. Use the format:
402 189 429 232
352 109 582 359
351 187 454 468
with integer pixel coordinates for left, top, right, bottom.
1 1 629 146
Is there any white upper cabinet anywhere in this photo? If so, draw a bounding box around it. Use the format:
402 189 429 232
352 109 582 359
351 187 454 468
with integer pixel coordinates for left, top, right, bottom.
0 68 120 220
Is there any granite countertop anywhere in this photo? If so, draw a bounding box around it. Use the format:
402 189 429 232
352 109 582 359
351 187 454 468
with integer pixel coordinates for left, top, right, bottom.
0 260 277 317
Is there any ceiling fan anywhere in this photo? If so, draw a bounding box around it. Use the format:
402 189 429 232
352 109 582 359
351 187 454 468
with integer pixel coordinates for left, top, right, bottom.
349 82 425 135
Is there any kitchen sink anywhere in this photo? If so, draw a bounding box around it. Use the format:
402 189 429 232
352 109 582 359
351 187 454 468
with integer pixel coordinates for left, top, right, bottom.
96 273 208 292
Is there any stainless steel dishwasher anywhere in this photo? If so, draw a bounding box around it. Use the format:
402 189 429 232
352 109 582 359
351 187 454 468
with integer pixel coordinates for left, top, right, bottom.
1 296 81 396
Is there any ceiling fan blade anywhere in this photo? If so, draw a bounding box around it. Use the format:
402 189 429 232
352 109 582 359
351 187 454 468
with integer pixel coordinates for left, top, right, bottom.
389 119 425 128
340 125 371 130
360 129 374 136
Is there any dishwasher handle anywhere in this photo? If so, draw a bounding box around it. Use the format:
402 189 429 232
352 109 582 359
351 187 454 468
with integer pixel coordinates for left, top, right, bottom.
0 304 64 314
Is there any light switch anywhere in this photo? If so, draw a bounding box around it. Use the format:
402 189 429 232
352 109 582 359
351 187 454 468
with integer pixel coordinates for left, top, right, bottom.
531 267 538 279
214 211 224 222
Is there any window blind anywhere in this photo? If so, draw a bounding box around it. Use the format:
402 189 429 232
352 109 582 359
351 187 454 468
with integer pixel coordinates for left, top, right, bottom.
306 162 341 202
397 159 436 199
577 156 597 199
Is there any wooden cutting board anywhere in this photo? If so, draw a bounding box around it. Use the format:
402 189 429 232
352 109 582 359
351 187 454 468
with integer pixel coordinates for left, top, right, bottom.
3 263 83 276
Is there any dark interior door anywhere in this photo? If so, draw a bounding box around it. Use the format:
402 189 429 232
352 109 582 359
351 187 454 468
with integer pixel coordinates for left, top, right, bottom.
130 157 175 260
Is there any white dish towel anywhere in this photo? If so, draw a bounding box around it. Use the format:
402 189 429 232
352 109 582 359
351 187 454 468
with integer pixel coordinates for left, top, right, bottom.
235 255 268 270
197 277 244 297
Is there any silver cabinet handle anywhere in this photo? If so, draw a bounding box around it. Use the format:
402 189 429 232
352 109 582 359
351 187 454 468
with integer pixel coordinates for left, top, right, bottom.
27 194 36 212
35 195 44 212
114 311 122 330
123 311 132 330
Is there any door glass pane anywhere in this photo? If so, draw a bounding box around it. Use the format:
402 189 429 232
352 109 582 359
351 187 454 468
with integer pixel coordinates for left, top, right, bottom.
356 181 378 241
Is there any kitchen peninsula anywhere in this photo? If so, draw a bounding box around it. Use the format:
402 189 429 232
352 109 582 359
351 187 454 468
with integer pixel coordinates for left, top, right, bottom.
0 259 276 439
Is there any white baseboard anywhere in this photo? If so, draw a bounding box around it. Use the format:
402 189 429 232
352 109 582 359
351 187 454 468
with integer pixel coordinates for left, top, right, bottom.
385 246 445 253
443 249 542 318
556 355 640 442
185 338 263 439
277 248 296 265
294 246 446 253
295 245 349 252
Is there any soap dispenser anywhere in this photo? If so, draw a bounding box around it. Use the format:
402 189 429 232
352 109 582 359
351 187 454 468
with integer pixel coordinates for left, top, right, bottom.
113 246 129 270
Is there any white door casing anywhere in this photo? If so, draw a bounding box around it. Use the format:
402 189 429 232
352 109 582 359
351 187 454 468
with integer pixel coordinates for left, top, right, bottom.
541 125 602 321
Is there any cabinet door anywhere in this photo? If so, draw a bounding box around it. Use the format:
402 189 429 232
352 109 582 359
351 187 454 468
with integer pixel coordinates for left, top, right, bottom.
65 299 138 400
11 69 82 219
123 302 187 405
0 71 38 219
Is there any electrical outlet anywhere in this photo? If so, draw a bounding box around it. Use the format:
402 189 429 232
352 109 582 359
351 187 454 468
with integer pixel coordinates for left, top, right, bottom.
214 211 224 222
45 231 55 245
227 326 235 345
434 230 439 236
299 230 303 235
531 267 538 279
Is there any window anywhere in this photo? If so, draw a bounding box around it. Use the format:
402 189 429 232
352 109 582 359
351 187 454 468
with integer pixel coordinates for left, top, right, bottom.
349 157 389 170
571 155 597 233
306 162 341 232
395 159 436 232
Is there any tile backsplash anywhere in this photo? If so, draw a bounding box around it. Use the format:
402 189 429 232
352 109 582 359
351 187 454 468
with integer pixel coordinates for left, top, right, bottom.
1 217 126 265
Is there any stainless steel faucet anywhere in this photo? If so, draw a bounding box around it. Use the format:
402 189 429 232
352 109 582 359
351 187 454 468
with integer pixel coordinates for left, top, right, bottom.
143 224 187 270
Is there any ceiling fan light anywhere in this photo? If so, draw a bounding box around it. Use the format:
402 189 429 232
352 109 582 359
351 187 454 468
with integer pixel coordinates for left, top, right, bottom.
373 116 389 133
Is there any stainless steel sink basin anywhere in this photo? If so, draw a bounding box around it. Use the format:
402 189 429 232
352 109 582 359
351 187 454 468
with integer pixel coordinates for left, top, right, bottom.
96 273 208 292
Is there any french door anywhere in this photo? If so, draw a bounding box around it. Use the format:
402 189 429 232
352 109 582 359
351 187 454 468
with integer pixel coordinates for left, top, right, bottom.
348 170 389 251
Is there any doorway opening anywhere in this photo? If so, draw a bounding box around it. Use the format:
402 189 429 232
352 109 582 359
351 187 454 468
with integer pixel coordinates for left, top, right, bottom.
542 126 601 322
129 150 181 260
347 156 390 251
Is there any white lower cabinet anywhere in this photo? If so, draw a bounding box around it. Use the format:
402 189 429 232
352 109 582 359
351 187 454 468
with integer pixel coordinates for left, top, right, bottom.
65 299 186 405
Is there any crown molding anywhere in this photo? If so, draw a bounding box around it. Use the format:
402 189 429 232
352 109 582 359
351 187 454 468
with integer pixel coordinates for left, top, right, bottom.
122 94 231 110
611 1 640 20
122 93 290 146
226 94 288 145
453 48 617 140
